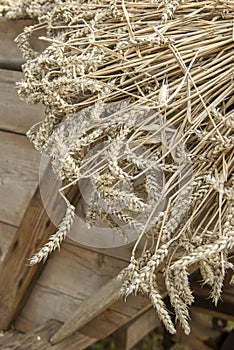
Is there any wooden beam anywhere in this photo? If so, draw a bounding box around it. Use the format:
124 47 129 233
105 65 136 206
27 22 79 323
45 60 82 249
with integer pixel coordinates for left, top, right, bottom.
0 166 55 330
0 319 96 350
0 71 43 134
78 294 150 340
50 275 124 344
0 131 42 226
0 164 80 330
50 263 168 344
0 58 24 71
113 307 160 350
0 320 61 349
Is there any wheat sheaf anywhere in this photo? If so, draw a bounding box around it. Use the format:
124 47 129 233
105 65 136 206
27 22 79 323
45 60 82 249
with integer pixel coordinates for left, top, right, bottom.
1 0 234 334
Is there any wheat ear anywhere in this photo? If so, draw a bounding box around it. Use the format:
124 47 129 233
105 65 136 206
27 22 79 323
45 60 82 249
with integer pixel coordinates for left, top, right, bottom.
29 199 75 265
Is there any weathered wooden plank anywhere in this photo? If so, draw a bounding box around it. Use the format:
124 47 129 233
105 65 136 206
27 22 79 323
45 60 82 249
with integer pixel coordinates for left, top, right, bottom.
1 197 151 343
14 284 83 331
80 308 132 340
15 282 151 340
13 234 164 343
13 237 149 341
69 238 145 263
51 332 96 350
13 286 151 348
78 291 152 339
0 189 146 336
0 130 41 226
113 307 160 350
50 265 167 344
0 18 46 61
0 221 17 261
0 187 54 329
13 242 150 341
0 319 96 350
0 320 61 349
0 163 81 330
13 239 143 331
50 275 124 344
35 242 127 300
0 69 43 134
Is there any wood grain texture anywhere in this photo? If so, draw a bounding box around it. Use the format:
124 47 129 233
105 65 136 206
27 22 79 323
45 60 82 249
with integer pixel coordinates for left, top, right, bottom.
0 194 54 329
0 319 96 350
78 293 151 339
49 251 166 344
13 239 151 336
0 130 41 226
70 238 145 263
13 236 162 343
50 275 124 344
0 320 61 350
12 238 151 344
14 243 128 331
113 307 160 350
0 162 81 330
0 69 44 134
36 242 127 300
0 221 17 262
51 333 96 350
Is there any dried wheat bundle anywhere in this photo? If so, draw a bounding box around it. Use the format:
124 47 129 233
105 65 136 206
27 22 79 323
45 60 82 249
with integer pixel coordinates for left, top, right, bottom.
1 0 234 334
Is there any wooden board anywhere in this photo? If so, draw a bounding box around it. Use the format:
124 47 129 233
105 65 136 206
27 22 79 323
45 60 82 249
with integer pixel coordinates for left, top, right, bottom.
50 275 124 343
13 239 151 342
0 221 16 261
0 320 62 349
0 319 96 350
0 165 59 329
0 18 34 61
14 243 128 330
71 238 145 263
0 69 43 134
113 307 160 350
0 18 46 61
0 156 86 330
0 130 41 226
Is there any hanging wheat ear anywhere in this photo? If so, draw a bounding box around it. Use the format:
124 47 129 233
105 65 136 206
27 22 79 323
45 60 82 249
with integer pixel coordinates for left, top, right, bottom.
28 196 75 265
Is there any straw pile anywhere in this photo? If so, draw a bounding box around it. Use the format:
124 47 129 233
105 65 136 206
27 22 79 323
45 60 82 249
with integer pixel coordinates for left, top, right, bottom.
1 0 234 334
